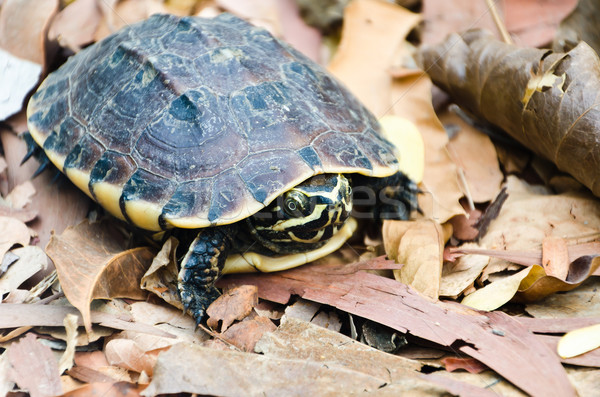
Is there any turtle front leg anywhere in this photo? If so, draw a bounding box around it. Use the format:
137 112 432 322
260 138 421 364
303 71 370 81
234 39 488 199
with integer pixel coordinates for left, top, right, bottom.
352 171 420 220
178 224 238 324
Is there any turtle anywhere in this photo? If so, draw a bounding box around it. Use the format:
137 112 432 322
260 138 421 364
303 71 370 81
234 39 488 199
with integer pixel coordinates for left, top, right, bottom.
25 13 419 323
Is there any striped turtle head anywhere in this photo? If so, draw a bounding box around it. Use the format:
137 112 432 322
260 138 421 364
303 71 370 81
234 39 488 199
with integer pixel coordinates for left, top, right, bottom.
247 173 352 254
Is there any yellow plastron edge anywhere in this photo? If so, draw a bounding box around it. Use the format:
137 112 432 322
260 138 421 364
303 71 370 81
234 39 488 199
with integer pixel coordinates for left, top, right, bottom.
379 115 424 184
222 217 358 274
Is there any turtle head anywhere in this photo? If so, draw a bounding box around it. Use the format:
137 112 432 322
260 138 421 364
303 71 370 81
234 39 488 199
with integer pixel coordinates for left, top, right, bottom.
247 174 352 254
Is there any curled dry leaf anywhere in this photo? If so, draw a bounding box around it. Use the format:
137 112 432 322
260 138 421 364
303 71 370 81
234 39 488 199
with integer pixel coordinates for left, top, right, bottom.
221 315 276 352
384 219 446 300
46 220 155 331
140 237 181 310
553 0 600 53
419 29 600 197
0 246 47 297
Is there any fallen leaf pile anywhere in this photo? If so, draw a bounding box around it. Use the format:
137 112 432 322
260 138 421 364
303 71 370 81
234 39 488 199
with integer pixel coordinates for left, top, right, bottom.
1 0 600 396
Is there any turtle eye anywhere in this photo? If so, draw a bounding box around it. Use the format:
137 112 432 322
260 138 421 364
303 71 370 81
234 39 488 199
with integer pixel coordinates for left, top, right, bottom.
283 190 310 217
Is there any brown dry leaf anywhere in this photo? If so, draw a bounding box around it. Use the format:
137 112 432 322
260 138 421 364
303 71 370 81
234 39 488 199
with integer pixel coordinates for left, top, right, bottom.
390 72 465 222
5 181 35 210
478 176 600 278
385 219 445 300
6 333 63 397
277 0 321 63
221 315 276 352
463 257 600 311
48 0 102 52
220 261 576 396
61 381 144 397
440 246 489 298
140 237 181 310
554 0 600 53
0 0 58 67
94 0 168 41
143 317 456 396
0 246 47 297
104 338 160 376
447 207 481 241
525 277 600 319
504 0 577 47
0 216 30 263
217 0 281 35
421 0 499 45
46 220 155 331
328 0 420 116
206 285 258 332
542 236 570 279
419 30 600 197
442 357 488 374
442 112 503 203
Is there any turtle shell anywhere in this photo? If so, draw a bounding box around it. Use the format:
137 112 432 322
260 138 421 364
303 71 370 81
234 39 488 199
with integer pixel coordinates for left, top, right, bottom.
27 13 400 232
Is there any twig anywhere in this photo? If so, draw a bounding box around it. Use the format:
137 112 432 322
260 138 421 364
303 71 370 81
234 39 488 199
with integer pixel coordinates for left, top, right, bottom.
485 0 513 44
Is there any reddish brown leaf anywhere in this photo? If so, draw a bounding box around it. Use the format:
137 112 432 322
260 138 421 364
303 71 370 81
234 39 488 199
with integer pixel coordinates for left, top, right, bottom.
48 0 102 52
221 315 277 352
220 261 576 396
61 381 144 397
207 285 258 332
7 333 62 397
442 357 488 374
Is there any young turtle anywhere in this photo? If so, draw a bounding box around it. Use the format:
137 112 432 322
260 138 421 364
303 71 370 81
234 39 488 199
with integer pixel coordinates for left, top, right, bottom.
26 13 419 323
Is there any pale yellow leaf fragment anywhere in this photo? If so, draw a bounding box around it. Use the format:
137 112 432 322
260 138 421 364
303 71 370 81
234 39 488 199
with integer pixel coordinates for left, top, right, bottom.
58 313 78 374
379 115 424 183
462 266 533 311
558 324 600 358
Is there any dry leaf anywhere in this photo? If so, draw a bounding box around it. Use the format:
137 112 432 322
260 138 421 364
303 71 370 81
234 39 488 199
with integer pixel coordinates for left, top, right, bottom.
221 261 576 396
6 333 63 397
558 324 600 359
206 285 258 332
442 357 488 374
419 30 600 197
94 0 168 41
0 246 47 297
140 237 181 310
553 0 600 53
385 219 445 300
104 338 160 376
221 315 276 352
46 220 155 331
0 0 58 67
442 112 503 203
48 0 102 52
5 181 35 209
0 216 31 264
328 0 420 116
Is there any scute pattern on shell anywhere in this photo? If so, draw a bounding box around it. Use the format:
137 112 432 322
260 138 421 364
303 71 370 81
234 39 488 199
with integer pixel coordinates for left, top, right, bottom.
27 13 400 230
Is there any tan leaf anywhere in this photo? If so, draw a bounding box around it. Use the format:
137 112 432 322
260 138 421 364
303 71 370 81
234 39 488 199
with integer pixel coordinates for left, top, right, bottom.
0 0 58 67
0 49 41 120
7 333 62 397
0 246 47 297
94 0 168 41
542 236 569 279
419 30 600 198
206 285 258 332
388 219 446 300
48 0 102 52
328 0 421 116
443 112 503 203
104 338 160 376
46 220 154 331
0 216 30 263
140 237 181 310
5 181 35 209
558 324 600 359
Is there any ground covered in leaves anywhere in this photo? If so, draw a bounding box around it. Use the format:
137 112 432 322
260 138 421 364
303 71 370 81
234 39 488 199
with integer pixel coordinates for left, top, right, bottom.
1 0 600 396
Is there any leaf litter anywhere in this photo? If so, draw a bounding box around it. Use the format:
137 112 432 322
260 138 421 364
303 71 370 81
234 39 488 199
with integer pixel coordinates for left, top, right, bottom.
1 0 600 395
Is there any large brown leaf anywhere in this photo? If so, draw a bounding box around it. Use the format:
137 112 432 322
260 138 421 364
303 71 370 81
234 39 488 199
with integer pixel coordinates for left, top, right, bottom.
417 29 600 197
